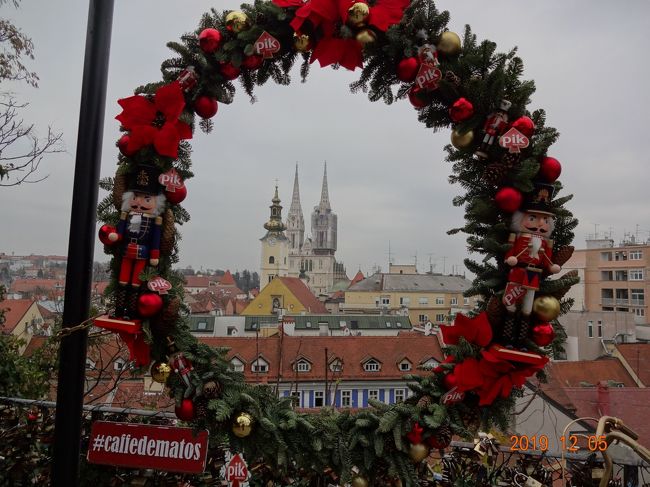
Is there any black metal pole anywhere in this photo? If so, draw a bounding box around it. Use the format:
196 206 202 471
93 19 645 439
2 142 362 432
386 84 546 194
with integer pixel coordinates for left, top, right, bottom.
52 1 114 485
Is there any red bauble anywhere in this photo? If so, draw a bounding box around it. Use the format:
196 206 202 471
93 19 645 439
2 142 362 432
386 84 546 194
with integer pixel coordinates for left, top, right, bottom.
539 156 562 182
220 62 241 80
532 323 555 347
443 372 457 389
118 134 136 157
175 399 195 421
194 96 218 119
396 57 420 82
27 412 39 422
511 116 535 138
242 55 263 70
199 28 222 54
98 224 117 246
494 187 523 213
428 435 451 450
137 293 164 317
408 86 428 109
449 97 474 123
165 184 187 205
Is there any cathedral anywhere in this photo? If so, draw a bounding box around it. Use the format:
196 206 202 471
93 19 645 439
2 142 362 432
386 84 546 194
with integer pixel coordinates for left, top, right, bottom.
260 163 348 296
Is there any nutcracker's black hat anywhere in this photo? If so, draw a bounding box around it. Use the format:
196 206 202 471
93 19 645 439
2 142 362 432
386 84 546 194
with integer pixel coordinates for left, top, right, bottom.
127 164 163 195
521 182 555 216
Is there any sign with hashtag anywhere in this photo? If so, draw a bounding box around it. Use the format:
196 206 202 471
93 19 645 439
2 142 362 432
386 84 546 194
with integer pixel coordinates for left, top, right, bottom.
87 421 209 473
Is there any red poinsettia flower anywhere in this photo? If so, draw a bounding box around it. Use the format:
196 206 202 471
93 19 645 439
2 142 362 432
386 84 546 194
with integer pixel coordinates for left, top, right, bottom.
441 312 492 348
116 81 192 159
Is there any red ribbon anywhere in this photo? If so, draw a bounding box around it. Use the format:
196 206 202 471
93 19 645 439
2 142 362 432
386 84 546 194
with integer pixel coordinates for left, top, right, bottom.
406 422 424 444
116 81 192 159
441 312 492 348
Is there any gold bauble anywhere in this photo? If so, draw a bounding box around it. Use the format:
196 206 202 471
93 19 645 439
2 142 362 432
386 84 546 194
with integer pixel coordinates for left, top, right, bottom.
348 2 370 27
150 361 171 383
232 412 253 438
293 33 312 53
409 443 430 463
450 129 474 149
225 11 250 33
533 296 561 321
437 31 462 56
356 29 377 47
351 476 369 487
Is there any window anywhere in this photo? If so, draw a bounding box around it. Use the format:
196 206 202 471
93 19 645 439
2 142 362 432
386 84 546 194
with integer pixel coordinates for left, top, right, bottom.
269 256 275 264
422 358 438 369
114 358 126 371
227 326 238 336
615 270 628 281
419 297 428 305
306 321 312 328
450 297 458 306
319 259 322 269
341 390 352 407
400 296 410 305
630 269 644 281
615 251 627 261
601 271 613 281
268 276 274 283
436 313 446 322
330 359 343 373
380 296 390 306
631 289 645 305
252 359 268 373
296 360 311 372
368 389 379 401
86 358 96 370
597 320 603 338
399 361 412 371
464 297 470 305
394 389 405 403
601 251 612 261
587 320 593 338
364 359 380 372
418 314 428 323
339 320 347 328
385 321 392 328
436 297 444 305
634 308 645 317
290 391 301 407
314 391 324 407
630 250 643 260
197 321 207 331
230 358 244 372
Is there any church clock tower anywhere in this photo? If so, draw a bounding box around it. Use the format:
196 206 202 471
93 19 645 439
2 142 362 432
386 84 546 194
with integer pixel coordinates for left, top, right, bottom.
260 185 289 289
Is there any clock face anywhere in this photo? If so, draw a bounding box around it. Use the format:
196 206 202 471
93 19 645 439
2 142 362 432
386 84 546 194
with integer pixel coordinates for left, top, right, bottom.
268 236 277 246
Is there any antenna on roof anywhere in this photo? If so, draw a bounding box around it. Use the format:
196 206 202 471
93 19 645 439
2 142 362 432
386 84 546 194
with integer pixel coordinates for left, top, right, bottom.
387 241 393 266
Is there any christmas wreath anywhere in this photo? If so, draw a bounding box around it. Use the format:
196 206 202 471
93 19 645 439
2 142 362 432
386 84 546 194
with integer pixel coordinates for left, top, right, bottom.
95 0 578 484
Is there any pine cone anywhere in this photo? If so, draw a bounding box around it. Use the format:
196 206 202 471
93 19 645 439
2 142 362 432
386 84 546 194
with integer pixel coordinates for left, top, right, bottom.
547 269 580 300
553 245 574 267
151 296 180 337
461 408 481 432
160 208 175 257
113 172 127 211
194 397 210 420
203 380 222 399
417 395 433 409
429 424 452 449
486 295 505 329
501 152 521 170
483 163 508 185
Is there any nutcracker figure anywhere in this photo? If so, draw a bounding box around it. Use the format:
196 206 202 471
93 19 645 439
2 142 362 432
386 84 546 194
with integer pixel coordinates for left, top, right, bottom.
501 183 561 345
167 337 194 394
107 165 166 319
474 99 511 160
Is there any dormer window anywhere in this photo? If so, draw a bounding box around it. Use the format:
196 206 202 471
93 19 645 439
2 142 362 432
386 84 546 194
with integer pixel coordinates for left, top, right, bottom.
252 357 269 373
363 359 381 372
329 358 343 373
230 357 244 372
114 358 126 371
85 358 96 370
399 359 412 372
295 359 311 372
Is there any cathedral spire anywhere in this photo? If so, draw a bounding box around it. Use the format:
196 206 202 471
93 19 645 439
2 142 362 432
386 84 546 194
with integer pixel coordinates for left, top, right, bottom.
289 163 302 214
319 161 331 211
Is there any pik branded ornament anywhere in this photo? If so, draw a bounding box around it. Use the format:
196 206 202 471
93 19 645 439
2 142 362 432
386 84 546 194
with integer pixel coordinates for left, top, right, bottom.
177 66 198 92
539 156 562 182
137 293 163 317
225 11 250 33
159 168 187 204
150 361 171 383
99 224 118 246
532 323 555 346
499 127 529 154
254 31 281 59
511 115 535 138
348 2 370 27
408 86 428 109
351 476 369 487
533 296 561 321
147 275 172 294
449 97 474 122
409 443 430 463
293 33 312 52
396 57 419 82
437 31 462 56
175 398 195 421
220 451 250 487
356 28 377 46
194 96 219 119
242 54 263 70
220 62 241 80
232 412 253 437
166 184 187 205
440 386 465 405
451 129 474 149
495 187 523 213
198 28 222 54
118 134 136 157
415 62 442 90
475 99 511 159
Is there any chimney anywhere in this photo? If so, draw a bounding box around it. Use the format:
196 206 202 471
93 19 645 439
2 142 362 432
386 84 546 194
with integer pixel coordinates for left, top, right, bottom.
597 381 610 416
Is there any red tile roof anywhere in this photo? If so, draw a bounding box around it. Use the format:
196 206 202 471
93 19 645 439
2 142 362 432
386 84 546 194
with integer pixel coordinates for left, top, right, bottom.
616 343 650 386
23 335 48 357
279 277 328 314
198 334 444 382
183 275 213 288
0 299 36 333
350 270 365 286
10 279 64 293
219 270 236 286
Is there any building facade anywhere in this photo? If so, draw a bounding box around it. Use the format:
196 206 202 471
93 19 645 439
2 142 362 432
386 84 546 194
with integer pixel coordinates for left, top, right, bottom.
259 186 290 287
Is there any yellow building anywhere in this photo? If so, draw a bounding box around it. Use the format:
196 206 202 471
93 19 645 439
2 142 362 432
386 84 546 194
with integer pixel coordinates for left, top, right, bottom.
241 276 328 317
0 299 44 354
342 272 476 326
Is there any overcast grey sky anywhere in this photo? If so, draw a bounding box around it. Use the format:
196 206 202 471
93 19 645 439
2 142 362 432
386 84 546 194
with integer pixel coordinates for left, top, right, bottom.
1 1 649 277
